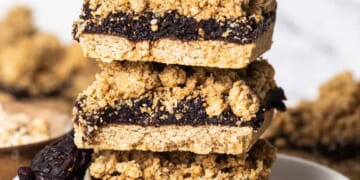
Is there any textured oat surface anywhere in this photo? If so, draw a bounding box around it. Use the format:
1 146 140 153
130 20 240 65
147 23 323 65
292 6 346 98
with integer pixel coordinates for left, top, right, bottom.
74 111 272 154
76 60 276 121
78 23 273 69
84 0 276 21
89 139 276 180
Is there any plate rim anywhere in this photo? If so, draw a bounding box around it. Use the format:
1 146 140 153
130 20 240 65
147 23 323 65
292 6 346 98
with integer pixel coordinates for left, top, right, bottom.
273 154 349 180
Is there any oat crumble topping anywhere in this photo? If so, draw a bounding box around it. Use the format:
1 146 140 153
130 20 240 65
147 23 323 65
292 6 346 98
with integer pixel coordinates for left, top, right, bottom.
84 0 276 21
78 60 276 120
89 140 276 180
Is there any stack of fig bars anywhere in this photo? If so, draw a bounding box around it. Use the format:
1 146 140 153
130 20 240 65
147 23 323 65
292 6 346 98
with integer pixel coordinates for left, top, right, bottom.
73 0 286 179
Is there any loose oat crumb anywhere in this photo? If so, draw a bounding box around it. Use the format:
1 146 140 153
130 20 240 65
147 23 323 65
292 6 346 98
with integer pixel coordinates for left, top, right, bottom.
150 24 158 31
229 81 260 119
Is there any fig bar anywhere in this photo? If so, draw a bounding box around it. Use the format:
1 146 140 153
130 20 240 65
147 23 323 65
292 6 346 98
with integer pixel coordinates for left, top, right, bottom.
73 0 277 69
89 140 276 180
73 60 285 154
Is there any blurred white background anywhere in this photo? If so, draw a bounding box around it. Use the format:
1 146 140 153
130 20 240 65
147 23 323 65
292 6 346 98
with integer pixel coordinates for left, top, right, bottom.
1 0 359 105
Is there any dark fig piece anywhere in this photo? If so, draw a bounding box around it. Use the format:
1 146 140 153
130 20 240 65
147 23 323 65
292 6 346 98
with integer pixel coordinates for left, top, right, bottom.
18 131 92 180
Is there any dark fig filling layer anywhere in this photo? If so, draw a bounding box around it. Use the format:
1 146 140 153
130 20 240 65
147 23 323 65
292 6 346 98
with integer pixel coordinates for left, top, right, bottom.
74 3 275 44
74 88 286 137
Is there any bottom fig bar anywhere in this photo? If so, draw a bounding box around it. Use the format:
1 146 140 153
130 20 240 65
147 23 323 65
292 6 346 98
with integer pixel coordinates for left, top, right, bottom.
89 140 276 180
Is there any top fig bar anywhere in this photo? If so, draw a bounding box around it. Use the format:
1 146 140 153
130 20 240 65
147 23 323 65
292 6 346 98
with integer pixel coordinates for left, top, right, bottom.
73 0 277 69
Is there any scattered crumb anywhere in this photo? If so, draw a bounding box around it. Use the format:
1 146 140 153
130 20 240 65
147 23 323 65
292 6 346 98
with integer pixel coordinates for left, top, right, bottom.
0 104 50 147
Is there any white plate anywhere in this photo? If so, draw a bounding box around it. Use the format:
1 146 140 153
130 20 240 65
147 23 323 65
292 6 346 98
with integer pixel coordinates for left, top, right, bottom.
270 154 349 180
14 154 349 180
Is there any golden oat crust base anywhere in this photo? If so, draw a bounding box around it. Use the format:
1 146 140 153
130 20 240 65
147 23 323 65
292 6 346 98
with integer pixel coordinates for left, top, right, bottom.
78 23 274 69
